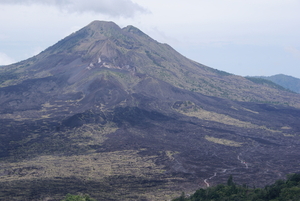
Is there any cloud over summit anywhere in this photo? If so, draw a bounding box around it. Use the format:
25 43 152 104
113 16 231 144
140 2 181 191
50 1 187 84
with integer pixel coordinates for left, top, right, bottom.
0 0 147 17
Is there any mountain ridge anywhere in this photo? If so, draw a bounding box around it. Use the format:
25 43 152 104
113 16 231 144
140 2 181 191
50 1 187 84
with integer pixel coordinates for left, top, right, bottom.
251 74 300 94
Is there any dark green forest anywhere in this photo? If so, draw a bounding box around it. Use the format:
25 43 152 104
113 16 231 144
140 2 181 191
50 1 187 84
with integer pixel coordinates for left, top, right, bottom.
172 174 300 201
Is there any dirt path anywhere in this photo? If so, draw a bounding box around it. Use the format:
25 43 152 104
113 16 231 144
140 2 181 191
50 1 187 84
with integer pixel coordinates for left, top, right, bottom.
204 172 217 187
203 152 250 187
237 154 248 169
204 179 210 187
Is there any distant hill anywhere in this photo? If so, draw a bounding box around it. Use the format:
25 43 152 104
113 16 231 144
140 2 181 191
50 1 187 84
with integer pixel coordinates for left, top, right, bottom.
252 74 300 93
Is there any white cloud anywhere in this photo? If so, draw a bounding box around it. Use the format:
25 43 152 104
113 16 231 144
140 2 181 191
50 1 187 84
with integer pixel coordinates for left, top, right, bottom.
0 52 15 65
0 0 147 17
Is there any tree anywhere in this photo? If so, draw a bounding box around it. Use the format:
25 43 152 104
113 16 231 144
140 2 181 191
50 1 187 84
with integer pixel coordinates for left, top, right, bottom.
61 193 96 201
172 173 300 201
227 175 234 186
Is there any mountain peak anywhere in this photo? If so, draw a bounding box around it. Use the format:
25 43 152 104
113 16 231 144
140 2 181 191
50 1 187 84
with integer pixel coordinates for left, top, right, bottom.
39 21 123 60
122 25 148 37
85 20 121 35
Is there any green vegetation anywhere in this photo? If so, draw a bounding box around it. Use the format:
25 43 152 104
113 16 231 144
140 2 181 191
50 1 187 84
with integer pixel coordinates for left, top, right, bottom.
173 174 300 201
245 77 290 92
0 71 20 86
208 68 231 76
145 50 164 67
61 194 96 201
256 74 300 94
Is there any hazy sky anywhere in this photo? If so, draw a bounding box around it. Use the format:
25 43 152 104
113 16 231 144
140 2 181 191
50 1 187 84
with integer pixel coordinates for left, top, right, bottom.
1 0 300 78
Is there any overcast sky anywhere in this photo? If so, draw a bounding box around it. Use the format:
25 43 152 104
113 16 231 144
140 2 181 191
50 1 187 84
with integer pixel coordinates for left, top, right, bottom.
1 0 300 78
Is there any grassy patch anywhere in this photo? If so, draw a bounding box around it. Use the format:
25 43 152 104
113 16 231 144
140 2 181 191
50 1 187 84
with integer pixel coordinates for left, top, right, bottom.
205 135 242 147
174 101 282 133
174 101 254 128
0 149 185 200
0 150 163 182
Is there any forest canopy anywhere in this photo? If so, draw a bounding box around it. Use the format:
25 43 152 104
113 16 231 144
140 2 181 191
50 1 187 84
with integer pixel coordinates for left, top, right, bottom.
172 173 300 201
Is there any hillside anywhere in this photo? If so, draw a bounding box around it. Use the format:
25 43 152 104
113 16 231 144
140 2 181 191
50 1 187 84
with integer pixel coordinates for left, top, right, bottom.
252 74 300 94
0 21 300 201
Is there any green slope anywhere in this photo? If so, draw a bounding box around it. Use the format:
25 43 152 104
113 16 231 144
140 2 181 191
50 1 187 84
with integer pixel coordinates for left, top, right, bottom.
254 74 300 94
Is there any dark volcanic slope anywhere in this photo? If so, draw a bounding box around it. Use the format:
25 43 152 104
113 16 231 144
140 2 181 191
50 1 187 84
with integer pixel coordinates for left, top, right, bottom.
0 21 300 201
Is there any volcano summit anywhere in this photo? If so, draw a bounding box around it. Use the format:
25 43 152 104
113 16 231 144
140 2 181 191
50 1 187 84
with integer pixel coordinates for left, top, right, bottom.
0 21 300 201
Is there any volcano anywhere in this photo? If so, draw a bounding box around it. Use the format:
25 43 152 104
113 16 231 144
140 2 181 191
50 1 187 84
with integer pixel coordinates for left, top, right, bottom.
0 21 300 201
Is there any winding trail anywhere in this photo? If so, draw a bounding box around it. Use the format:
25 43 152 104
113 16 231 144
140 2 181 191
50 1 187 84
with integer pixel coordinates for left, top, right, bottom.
237 154 248 169
203 152 250 187
210 172 217 179
204 179 210 187
204 172 217 187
